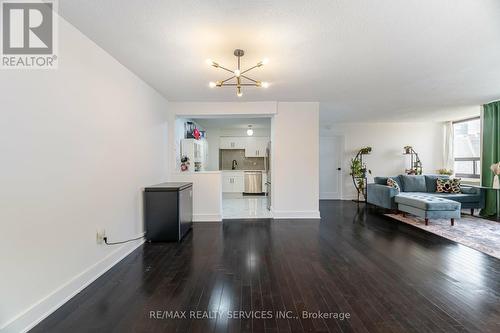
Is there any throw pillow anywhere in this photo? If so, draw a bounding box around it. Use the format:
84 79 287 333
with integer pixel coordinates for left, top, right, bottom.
387 177 400 192
401 175 427 192
436 178 461 194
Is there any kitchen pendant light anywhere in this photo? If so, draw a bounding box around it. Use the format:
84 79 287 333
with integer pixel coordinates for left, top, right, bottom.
207 49 269 97
247 125 254 136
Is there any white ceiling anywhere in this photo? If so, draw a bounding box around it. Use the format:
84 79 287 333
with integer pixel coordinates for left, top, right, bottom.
58 0 500 122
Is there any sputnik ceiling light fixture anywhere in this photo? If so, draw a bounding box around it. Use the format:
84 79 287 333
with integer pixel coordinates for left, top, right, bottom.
207 49 269 97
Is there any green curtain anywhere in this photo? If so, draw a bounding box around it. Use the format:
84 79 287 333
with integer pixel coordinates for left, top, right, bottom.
480 101 500 217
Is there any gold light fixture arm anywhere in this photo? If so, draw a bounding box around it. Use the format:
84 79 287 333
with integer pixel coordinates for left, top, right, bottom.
241 75 258 83
215 64 234 74
240 65 260 75
219 83 260 86
208 49 268 96
221 75 235 84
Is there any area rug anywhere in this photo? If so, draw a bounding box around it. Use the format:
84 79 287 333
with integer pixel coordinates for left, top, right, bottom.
385 213 500 260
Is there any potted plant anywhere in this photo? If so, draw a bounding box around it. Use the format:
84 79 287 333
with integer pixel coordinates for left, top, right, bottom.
359 147 372 155
350 147 372 202
403 146 423 175
437 169 453 176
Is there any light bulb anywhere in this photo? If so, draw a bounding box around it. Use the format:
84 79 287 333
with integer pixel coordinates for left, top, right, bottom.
234 69 241 77
261 82 269 88
206 59 218 67
247 128 254 136
257 58 269 67
208 81 216 88
237 91 243 97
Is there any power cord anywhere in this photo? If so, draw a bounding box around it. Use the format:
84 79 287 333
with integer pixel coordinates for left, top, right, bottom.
103 235 145 245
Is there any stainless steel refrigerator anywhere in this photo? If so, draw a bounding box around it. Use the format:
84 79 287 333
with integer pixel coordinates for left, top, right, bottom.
265 141 271 210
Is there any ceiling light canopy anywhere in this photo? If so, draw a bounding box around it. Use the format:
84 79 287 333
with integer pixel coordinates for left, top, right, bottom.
207 49 269 97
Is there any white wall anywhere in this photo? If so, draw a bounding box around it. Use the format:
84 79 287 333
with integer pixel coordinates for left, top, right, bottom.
218 128 271 137
272 102 320 218
169 101 277 116
174 117 188 171
205 127 222 170
320 122 445 199
0 15 170 333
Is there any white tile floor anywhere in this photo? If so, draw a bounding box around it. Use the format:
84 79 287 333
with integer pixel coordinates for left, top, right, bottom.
222 193 273 219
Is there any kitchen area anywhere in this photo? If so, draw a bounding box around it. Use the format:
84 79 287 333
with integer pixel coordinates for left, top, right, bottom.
177 117 272 219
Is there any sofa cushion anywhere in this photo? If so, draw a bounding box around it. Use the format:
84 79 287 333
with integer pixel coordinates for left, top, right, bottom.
424 175 450 192
374 176 402 189
437 178 461 194
428 193 480 203
395 193 460 211
367 183 400 209
460 186 479 194
401 175 427 192
374 177 388 185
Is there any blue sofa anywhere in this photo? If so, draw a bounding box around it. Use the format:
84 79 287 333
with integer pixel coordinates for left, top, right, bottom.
367 175 485 214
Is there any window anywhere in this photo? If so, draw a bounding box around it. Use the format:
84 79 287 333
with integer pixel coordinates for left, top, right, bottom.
453 117 480 178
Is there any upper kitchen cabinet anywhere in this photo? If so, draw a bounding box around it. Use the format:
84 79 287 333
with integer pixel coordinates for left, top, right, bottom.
220 137 247 149
245 137 269 157
219 136 269 157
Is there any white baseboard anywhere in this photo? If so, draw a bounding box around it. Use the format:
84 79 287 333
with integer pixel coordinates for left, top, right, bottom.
271 209 321 219
341 196 358 201
193 213 222 222
1 238 145 333
320 192 342 200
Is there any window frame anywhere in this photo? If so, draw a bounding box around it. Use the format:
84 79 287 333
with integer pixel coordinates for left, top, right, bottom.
452 116 481 179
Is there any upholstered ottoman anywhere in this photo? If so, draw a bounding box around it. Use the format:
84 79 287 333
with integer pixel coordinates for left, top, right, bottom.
395 193 461 226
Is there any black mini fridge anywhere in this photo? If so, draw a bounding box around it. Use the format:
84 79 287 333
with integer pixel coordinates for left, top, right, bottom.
144 182 193 242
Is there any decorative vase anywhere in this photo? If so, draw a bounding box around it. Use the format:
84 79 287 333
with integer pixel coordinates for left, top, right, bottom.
493 175 500 189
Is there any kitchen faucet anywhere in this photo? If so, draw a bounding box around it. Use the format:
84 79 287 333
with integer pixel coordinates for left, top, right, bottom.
232 160 238 170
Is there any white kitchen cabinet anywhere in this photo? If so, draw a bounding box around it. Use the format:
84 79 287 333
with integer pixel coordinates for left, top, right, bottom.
245 137 269 157
222 171 244 193
244 138 257 157
233 174 244 192
222 174 234 192
219 136 269 157
220 137 246 149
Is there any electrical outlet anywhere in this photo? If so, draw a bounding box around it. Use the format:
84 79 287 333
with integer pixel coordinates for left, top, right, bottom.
96 229 106 244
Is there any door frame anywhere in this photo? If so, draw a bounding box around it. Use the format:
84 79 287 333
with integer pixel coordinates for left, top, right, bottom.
319 135 344 200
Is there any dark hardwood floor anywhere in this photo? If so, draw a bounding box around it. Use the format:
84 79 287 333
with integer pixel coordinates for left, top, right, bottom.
31 201 500 333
